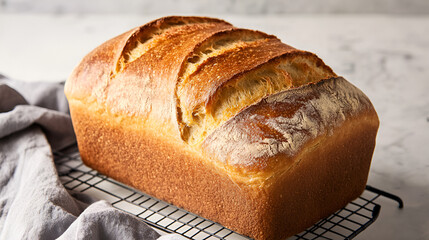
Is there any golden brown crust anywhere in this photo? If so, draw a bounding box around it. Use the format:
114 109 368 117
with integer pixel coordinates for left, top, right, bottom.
65 16 234 140
65 28 134 100
178 38 295 112
105 20 233 138
201 77 377 180
265 110 378 239
65 16 380 240
114 16 231 73
68 95 378 240
68 99 270 239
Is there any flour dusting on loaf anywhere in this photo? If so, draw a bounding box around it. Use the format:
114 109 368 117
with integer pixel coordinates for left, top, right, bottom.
201 77 374 185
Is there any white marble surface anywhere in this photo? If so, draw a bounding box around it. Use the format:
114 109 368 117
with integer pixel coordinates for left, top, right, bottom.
2 0 429 15
1 13 428 239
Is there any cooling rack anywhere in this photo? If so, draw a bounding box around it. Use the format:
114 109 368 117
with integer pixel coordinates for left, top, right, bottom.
54 149 403 240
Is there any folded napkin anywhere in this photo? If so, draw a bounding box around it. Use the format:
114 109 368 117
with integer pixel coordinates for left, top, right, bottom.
0 75 182 240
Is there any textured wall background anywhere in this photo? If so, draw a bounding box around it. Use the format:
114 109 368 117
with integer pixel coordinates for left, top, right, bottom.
1 0 429 15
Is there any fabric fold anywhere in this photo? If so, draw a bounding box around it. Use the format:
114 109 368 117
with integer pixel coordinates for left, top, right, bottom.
0 76 166 240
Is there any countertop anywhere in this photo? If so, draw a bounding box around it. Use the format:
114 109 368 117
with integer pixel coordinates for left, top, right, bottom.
1 13 428 240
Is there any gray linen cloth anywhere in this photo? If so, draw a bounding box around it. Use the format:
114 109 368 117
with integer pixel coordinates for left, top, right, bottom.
0 75 184 240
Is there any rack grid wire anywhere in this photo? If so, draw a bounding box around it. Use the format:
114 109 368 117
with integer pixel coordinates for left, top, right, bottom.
54 149 403 240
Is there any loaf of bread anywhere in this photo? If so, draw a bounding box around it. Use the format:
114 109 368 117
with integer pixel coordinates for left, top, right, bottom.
65 16 379 240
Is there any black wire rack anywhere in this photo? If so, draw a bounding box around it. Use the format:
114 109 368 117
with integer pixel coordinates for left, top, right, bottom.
54 149 403 240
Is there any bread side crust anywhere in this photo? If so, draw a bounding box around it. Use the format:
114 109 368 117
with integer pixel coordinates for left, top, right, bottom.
68 98 270 238
69 95 377 240
266 110 378 239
